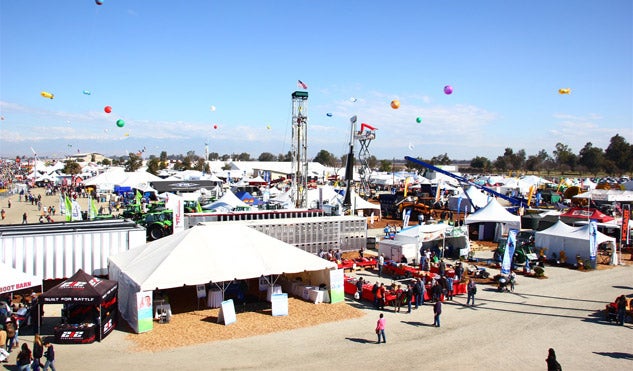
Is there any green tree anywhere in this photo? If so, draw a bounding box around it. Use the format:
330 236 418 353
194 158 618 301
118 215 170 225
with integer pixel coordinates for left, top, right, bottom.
553 143 577 172
237 152 251 161
208 152 219 161
146 157 161 175
63 160 82 175
124 153 143 172
430 153 452 165
379 160 392 172
367 155 378 170
313 149 337 167
470 156 491 171
101 158 111 166
604 134 633 175
220 154 231 161
578 142 604 176
159 151 168 169
258 152 277 161
525 150 550 172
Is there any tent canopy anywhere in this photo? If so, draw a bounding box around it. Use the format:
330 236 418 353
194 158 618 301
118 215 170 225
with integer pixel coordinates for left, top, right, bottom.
560 208 614 223
108 224 337 291
534 220 616 260
464 198 521 229
0 263 42 294
40 269 118 304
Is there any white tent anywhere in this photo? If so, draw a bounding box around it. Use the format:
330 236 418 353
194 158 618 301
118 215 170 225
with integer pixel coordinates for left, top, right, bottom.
465 198 521 241
535 220 616 261
201 189 250 210
109 224 337 332
0 263 42 294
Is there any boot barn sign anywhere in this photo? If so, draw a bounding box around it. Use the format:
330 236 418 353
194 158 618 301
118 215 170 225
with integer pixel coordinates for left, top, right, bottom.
1 281 34 294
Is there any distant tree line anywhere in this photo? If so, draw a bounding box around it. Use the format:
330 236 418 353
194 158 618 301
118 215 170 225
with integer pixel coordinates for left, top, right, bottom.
58 133 632 177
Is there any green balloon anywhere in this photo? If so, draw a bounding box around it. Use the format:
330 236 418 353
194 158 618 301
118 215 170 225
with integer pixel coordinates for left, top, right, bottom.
116 119 125 128
416 117 422 123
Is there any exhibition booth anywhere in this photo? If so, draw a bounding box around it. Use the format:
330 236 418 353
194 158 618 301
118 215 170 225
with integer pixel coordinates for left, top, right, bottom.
40 269 118 344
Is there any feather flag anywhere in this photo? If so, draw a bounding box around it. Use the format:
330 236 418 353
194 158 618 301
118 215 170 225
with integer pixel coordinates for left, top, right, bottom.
135 190 143 205
297 80 308 90
64 196 73 222
501 229 518 275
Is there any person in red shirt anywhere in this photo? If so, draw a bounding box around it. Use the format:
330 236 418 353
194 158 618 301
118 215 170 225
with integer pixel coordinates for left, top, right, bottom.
376 283 386 310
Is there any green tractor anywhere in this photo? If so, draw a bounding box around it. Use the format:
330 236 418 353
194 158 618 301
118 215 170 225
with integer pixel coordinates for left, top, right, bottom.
494 230 538 265
138 207 174 241
121 202 174 241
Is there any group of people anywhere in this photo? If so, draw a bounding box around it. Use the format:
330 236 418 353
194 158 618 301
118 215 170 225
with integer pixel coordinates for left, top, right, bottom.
14 334 56 371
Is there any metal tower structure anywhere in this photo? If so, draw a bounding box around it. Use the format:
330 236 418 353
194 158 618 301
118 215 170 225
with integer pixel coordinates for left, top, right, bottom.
355 123 376 199
291 91 309 208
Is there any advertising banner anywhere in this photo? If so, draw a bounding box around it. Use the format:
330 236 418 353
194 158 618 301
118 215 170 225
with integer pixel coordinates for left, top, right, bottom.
328 269 345 303
137 291 153 333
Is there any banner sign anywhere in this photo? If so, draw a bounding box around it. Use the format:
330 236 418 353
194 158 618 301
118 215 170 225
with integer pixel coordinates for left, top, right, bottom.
589 220 598 258
137 291 153 333
328 269 345 304
622 204 630 245
271 293 288 316
501 229 518 275
218 299 236 325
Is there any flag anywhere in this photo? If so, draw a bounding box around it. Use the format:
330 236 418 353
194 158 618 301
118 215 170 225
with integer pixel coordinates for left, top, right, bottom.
589 220 598 258
71 199 83 221
501 229 518 275
297 80 308 90
89 196 98 220
135 190 143 205
403 207 412 227
195 201 203 213
403 177 413 197
59 194 66 216
65 196 73 222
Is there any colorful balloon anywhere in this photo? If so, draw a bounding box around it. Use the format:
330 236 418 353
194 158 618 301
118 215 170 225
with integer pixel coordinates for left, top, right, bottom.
95 0 103 5
558 88 571 95
210 105 216 112
213 124 218 129
266 124 271 130
116 119 125 128
443 85 453 95
350 97 357 102
416 117 422 123
326 113 333 117
40 91 54 99
390 100 400 109
104 106 112 113
82 90 91 95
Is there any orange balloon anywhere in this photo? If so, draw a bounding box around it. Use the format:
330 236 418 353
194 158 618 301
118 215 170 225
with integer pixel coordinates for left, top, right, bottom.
390 100 400 109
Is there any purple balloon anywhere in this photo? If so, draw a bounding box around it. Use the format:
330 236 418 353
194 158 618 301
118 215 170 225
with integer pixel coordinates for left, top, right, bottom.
444 85 453 95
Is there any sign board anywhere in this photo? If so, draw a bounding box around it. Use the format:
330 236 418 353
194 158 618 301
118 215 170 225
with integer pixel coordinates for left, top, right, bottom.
196 285 207 299
217 299 236 325
328 269 345 303
136 291 153 333
622 204 630 245
271 293 288 316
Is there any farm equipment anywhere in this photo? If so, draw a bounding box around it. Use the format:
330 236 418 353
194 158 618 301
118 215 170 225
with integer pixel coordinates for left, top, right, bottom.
121 202 174 241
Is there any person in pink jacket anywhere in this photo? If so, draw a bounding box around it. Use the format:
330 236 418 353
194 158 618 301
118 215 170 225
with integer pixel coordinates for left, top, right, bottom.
375 313 386 343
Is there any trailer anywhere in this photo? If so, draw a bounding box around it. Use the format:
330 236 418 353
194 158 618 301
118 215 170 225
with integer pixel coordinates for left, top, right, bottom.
0 219 146 279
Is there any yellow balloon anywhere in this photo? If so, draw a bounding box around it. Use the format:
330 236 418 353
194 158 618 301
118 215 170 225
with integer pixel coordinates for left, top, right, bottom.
558 88 571 95
40 91 54 99
390 100 400 109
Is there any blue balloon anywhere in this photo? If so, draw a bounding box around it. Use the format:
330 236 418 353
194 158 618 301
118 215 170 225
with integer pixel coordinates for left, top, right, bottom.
326 113 333 117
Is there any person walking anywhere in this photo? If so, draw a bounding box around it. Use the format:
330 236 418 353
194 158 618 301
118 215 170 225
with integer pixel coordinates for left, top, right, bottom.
16 343 32 371
378 254 385 277
375 313 386 344
22 212 27 224
1 209 5 220
413 278 422 309
446 275 454 301
405 284 413 313
42 341 56 371
433 299 442 327
616 295 627 326
466 278 477 307
546 348 562 370
32 334 43 371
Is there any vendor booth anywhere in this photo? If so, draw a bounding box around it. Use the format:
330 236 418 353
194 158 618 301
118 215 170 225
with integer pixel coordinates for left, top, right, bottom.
40 269 118 344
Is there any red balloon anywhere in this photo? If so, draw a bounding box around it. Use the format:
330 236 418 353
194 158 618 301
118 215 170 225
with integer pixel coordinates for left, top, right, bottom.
213 124 218 129
104 106 112 114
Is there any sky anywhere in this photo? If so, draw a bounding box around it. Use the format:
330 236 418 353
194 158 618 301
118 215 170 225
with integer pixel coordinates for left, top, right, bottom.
1 0 631 162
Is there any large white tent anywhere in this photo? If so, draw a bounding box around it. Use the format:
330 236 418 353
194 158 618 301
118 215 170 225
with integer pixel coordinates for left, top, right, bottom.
535 220 616 261
465 198 521 241
108 224 337 332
